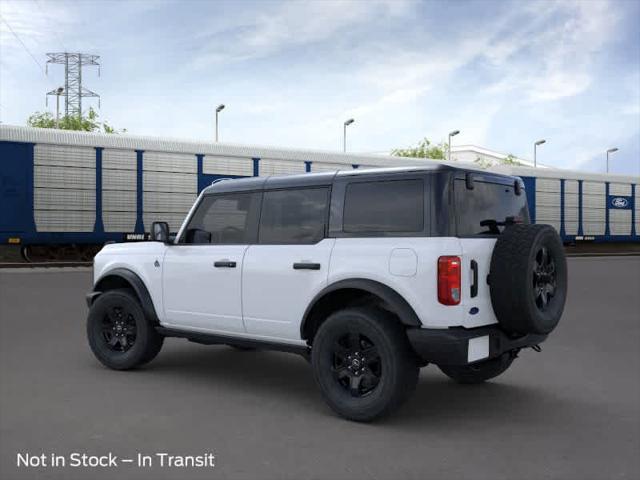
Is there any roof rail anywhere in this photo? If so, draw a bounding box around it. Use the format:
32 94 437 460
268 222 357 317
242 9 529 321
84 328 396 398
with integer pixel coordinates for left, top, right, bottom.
210 177 233 186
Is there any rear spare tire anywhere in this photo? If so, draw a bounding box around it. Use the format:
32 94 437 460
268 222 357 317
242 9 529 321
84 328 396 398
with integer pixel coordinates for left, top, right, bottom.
489 224 567 335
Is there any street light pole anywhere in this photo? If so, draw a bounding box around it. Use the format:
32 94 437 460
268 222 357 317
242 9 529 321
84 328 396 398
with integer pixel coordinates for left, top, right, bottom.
448 130 460 162
343 118 354 152
55 87 64 128
215 104 225 142
606 148 618 173
534 139 546 167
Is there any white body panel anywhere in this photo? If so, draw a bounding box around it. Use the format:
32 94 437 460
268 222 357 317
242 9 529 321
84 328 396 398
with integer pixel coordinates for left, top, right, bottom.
162 245 247 334
242 239 335 340
330 237 474 329
94 233 499 343
93 242 167 320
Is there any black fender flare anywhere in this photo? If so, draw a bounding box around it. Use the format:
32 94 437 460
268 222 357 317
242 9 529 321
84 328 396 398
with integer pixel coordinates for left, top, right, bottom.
300 278 422 339
90 268 159 324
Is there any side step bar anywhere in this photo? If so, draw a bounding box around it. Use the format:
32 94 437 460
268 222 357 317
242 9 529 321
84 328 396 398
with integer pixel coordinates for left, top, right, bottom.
156 327 311 358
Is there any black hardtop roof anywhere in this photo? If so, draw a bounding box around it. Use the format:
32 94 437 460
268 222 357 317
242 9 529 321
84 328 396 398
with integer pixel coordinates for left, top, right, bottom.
202 165 521 195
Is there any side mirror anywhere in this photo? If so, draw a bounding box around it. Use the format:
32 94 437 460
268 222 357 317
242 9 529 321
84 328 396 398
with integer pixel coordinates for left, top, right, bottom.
151 222 170 243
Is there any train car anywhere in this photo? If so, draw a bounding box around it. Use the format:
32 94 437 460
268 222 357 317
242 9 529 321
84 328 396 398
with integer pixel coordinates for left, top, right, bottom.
0 125 434 259
1 125 638 260
491 165 639 244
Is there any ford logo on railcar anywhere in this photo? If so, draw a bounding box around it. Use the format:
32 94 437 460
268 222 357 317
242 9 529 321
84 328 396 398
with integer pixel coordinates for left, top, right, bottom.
611 197 629 208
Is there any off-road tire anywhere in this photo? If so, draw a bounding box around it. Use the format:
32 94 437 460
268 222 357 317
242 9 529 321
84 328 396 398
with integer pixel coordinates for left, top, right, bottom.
311 307 419 422
490 224 567 335
87 289 164 370
438 354 514 384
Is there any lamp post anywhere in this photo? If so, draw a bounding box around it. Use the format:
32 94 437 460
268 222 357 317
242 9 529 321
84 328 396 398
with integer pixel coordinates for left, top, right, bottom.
534 139 546 167
215 104 225 142
447 130 460 162
55 87 64 128
606 148 618 173
343 118 354 152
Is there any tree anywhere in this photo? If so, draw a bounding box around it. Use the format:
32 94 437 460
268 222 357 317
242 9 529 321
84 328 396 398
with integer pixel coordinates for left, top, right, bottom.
27 107 126 134
391 138 448 160
502 154 521 165
474 153 522 169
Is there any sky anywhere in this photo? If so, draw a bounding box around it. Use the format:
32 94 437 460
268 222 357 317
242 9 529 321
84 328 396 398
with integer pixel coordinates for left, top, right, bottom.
0 0 639 175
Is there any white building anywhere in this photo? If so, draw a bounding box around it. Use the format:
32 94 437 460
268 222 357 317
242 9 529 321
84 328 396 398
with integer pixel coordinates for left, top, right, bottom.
450 145 546 168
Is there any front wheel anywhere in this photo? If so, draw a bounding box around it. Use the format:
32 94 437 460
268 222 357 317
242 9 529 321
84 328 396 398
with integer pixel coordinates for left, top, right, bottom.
311 307 419 422
87 289 164 370
438 353 514 384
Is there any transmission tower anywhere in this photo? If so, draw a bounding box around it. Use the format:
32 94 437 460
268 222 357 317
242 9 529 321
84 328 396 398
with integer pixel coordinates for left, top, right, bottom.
46 53 100 118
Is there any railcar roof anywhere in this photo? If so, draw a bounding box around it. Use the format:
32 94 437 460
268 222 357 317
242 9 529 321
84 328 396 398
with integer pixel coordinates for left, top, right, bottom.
0 124 438 168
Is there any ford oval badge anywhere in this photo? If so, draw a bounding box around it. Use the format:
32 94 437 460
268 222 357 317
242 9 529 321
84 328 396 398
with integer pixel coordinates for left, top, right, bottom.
611 197 629 208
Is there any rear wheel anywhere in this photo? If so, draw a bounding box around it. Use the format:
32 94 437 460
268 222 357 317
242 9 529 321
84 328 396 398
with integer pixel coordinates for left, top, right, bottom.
311 307 419 422
438 353 514 384
87 289 164 370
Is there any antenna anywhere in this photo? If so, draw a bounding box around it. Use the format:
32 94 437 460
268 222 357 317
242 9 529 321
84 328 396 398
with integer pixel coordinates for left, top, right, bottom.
45 53 100 118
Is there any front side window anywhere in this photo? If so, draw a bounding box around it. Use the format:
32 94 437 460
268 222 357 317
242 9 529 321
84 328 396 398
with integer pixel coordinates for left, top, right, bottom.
182 192 259 244
343 179 425 234
259 188 329 244
454 180 530 235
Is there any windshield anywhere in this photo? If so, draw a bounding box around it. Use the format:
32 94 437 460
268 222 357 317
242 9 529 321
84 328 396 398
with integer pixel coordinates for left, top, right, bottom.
454 179 529 235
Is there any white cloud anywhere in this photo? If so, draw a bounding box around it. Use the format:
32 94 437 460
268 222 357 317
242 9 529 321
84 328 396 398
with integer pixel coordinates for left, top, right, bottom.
483 0 619 102
1 0 637 174
190 0 412 68
0 0 76 62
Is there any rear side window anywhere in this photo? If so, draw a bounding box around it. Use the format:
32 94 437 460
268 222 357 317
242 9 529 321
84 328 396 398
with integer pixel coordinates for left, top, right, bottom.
343 179 424 234
455 180 529 235
259 188 329 244
183 192 259 244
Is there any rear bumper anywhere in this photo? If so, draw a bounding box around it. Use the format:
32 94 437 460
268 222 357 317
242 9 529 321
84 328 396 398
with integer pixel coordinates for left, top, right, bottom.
406 325 547 366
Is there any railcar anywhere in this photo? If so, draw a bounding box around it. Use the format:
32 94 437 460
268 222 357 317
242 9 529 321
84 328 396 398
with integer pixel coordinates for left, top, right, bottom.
492 165 639 243
1 125 637 260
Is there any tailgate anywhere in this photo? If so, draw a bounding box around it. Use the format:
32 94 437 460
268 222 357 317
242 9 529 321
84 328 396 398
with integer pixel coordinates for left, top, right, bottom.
459 238 499 328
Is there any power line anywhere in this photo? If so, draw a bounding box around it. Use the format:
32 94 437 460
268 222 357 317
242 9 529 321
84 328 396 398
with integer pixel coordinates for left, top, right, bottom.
32 0 69 52
0 15 46 75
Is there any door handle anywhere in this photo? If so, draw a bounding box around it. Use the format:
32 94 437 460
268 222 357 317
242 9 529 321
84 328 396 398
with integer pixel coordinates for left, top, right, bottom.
293 262 321 270
214 260 236 268
470 260 478 297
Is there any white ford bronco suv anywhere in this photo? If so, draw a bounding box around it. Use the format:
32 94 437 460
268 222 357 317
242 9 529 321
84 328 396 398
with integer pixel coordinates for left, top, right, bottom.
87 165 567 421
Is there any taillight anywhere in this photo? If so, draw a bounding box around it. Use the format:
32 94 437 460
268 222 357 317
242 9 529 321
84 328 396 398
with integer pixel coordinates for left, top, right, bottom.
438 256 461 305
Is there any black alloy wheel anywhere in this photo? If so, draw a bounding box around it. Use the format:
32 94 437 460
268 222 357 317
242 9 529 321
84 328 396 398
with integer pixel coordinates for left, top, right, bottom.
87 289 164 370
532 246 557 311
312 307 419 422
101 305 137 352
331 332 382 397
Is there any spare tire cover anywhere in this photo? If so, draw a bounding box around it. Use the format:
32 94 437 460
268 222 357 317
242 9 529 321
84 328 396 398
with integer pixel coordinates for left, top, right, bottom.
489 224 567 335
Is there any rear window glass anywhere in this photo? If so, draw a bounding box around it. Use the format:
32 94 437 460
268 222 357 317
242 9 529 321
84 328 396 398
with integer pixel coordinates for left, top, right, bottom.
455 180 529 235
343 179 424 233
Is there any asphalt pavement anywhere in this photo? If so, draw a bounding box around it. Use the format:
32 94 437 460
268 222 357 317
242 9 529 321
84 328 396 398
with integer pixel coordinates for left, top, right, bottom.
0 257 639 480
